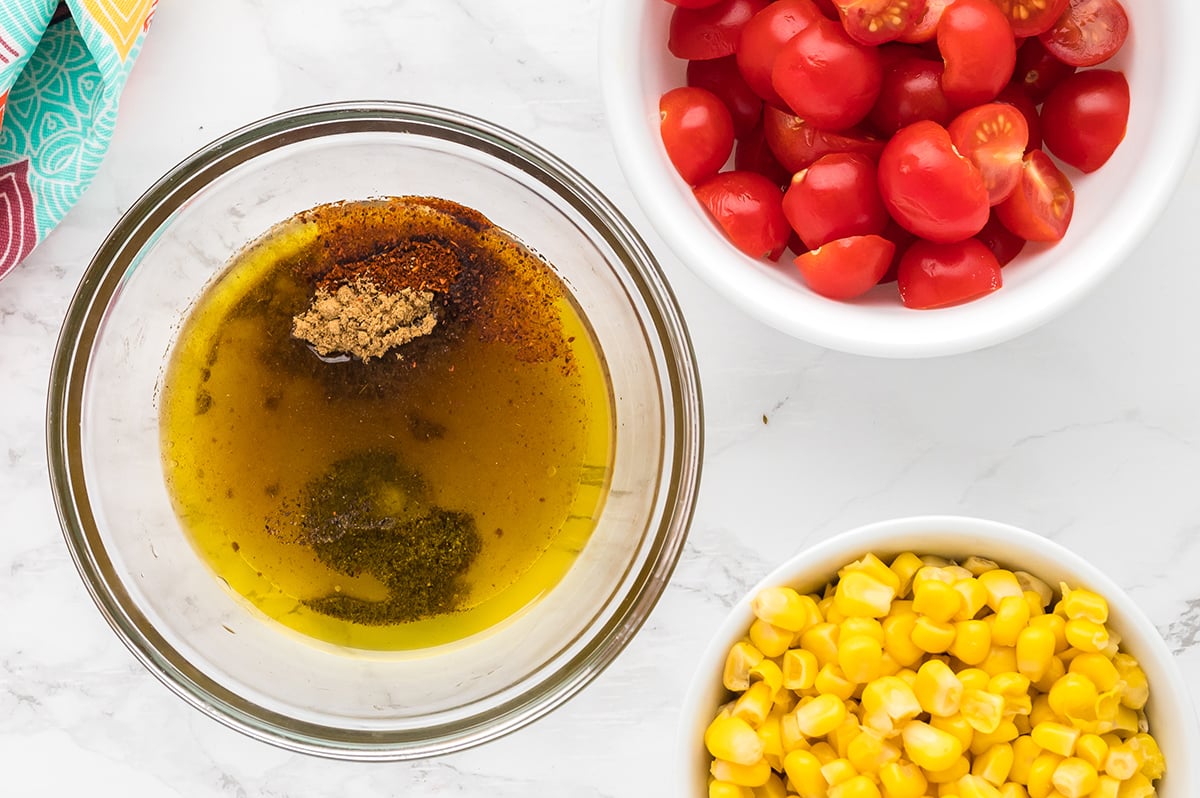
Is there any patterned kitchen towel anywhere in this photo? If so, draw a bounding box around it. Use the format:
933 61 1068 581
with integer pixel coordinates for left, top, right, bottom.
0 0 155 280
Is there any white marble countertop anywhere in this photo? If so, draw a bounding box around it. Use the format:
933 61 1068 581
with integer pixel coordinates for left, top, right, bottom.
3 1 1200 795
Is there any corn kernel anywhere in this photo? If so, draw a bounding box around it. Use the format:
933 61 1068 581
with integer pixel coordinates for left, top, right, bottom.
836 571 897 619
844 553 903 591
725 641 765 691
1088 775 1120 798
782 749 825 797
912 617 958 654
961 556 999 577
931 713 976 752
847 728 901 774
861 675 922 723
980 646 1019 679
821 757 858 787
709 780 754 798
821 595 847 625
1050 757 1098 798
1073 734 1107 770
1032 655 1067 695
794 693 849 738
992 595 1032 647
754 586 819 632
956 774 1003 798
840 617 886 643
1129 733 1164 780
988 671 1031 698
829 774 882 798
889 552 926 598
1023 591 1048 617
946 564 975 581
914 580 964 624
1047 673 1098 720
779 710 807 754
913 566 958 594
1058 586 1108 625
1029 695 1056 727
968 721 1020 756
830 716 863 759
915 659 964 717
757 712 784 767
1014 571 1054 609
750 618 796 658
956 668 991 693
954 578 990 622
751 658 784 698
707 714 767 765
901 720 965 772
1114 772 1154 798
961 689 1006 734
978 570 1023 614
815 663 857 702
972 742 1014 785
1111 655 1149 711
1025 751 1064 798
950 621 992 666
880 759 927 798
925 755 971 784
711 757 772 788
1030 722 1079 757
1062 653 1118 693
1009 734 1042 785
801 623 842 669
754 772 788 798
883 613 925 667
999 785 1030 798
1029 614 1068 653
784 648 820 691
733 681 774 728
840 634 885 684
811 741 838 764
1063 620 1108 654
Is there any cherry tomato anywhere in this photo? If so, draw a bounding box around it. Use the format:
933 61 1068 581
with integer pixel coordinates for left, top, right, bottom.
772 18 883 131
975 211 1027 265
668 0 771 60
897 238 1002 308
994 149 1074 241
795 234 895 299
937 0 1017 108
948 102 1029 205
735 0 823 105
1040 68 1129 172
762 105 885 172
687 56 764 137
1013 36 1077 104
995 82 1043 152
666 0 723 7
660 86 736 185
835 0 929 46
868 56 953 137
694 170 791 259
988 0 1070 37
1039 0 1129 68
782 152 889 250
898 0 951 44
735 122 792 187
877 120 990 242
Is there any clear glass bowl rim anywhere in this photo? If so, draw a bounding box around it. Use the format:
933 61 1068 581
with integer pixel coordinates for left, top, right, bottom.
46 101 704 760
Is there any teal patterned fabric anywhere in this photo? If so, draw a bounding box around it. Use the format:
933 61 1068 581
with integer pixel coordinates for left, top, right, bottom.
0 0 155 280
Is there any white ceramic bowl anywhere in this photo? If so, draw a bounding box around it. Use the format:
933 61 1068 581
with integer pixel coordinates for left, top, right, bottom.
602 2 1200 357
678 515 1198 796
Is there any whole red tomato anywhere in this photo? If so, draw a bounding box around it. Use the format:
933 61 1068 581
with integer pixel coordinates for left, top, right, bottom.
897 238 1002 308
1040 69 1129 173
735 0 823 105
937 0 1017 108
659 86 736 185
782 152 888 250
771 18 883 131
795 234 895 299
668 0 771 60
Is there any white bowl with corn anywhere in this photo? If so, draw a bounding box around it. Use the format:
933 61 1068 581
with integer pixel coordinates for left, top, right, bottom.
681 516 1196 798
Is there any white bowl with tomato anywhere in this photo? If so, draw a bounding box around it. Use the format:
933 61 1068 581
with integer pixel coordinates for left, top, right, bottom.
602 0 1200 357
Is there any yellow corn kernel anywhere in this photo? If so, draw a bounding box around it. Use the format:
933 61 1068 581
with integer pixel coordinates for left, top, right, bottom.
1025 752 1064 798
773 686 798 715
801 623 842 669
840 634 885 684
883 613 925 667
954 667 988 692
1047 673 1098 720
847 728 901 774
754 586 819 632
1093 689 1121 727
725 641 766 691
1073 734 1107 771
978 569 1024 614
945 564 975 581
1050 757 1098 798
1058 586 1108 625
877 651 901 678
1063 620 1109 654
1029 614 1069 653
733 681 775 728
925 756 971 784
861 675 922 724
844 553 903 590
829 775 882 798
1029 695 1056 728
961 689 1006 735
841 616 886 643
1009 734 1043 785
821 595 848 625
707 714 767 765
915 659 965 717
889 552 925 597
709 779 754 798
879 759 927 798
1023 591 1048 617
821 757 858 787
783 749 826 797
754 772 788 798
830 716 863 759
956 774 1003 798
779 709 808 754
1015 624 1057 682
954 578 990 622
900 720 965 772
1088 775 1120 798
836 571 897 619
950 621 993 666
1030 722 1080 757
1128 733 1165 779
815 663 857 702
1111 655 1149 711
806 741 835 765
794 693 849 738
912 566 958 595
1064 653 1119 693
980 646 1019 679
1109 705 1138 734
935 785 962 798
750 618 796 658
914 580 964 624
711 757 772 788
931 713 976 752
968 720 1020 756
1114 772 1154 798
783 648 820 691
999 785 1030 798
1013 570 1053 607
972 742 1014 785
1032 655 1067 695
912 616 957 654
989 671 1031 698
757 712 784 767
991 595 1032 648
751 658 785 698
958 555 997 577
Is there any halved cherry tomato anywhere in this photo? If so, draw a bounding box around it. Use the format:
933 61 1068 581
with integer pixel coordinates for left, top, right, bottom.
948 102 1029 205
835 0 928 46
735 122 792 187
668 0 771 60
988 0 1070 37
1040 68 1129 172
975 210 1027 265
898 0 952 44
937 0 1017 108
772 18 883 131
687 56 764 136
869 56 953 136
897 238 1002 308
994 149 1074 241
1039 0 1129 68
995 82 1043 152
666 0 723 7
878 120 990 242
795 234 895 299
782 152 889 250
762 106 885 172
736 0 823 105
694 170 791 259
1013 36 1077 103
660 87 736 185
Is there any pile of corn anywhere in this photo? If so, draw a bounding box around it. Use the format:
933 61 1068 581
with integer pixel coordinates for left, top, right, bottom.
705 552 1165 798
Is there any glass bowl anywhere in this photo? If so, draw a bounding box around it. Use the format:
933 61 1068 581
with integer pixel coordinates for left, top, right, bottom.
47 102 703 760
